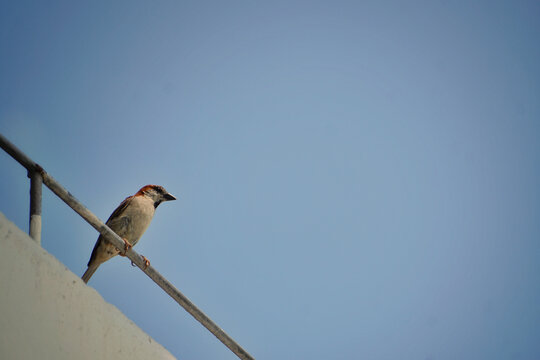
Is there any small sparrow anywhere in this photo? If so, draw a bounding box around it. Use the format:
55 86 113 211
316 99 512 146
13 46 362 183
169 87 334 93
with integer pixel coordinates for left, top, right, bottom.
81 185 176 283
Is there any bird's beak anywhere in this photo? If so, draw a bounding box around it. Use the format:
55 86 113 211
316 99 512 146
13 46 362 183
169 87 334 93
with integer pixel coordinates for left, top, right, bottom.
164 193 176 201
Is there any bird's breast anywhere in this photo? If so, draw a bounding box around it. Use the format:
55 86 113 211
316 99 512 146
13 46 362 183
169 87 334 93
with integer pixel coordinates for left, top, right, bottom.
122 197 156 245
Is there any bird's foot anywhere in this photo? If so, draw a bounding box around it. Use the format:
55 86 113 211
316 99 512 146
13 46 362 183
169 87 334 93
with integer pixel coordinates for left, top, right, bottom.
141 255 150 270
117 238 132 257
131 255 150 270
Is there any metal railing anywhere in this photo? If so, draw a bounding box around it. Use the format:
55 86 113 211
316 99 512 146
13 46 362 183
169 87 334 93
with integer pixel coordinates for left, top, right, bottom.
0 132 255 360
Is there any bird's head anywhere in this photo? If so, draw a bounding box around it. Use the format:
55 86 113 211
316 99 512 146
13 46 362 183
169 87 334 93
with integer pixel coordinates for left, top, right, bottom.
137 185 176 208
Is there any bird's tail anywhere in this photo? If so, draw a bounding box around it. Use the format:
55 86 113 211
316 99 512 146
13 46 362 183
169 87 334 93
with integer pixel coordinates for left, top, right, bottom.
81 264 99 283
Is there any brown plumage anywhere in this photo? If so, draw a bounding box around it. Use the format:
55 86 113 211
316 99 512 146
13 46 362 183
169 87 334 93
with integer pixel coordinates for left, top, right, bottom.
82 185 176 283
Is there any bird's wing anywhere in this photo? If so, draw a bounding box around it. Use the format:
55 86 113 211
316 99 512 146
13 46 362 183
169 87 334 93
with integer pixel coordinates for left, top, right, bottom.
105 195 133 224
87 196 134 267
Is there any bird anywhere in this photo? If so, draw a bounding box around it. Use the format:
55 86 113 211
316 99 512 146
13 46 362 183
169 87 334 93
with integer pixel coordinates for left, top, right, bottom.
81 184 176 283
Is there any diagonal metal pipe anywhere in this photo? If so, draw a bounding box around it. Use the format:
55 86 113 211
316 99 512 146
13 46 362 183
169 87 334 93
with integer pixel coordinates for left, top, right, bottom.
0 132 255 360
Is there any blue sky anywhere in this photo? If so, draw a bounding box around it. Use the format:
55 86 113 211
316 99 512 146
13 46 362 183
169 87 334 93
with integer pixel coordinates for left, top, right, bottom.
1 1 540 359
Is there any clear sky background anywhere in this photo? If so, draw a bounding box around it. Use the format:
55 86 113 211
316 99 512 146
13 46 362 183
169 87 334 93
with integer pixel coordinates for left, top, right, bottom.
1 1 539 359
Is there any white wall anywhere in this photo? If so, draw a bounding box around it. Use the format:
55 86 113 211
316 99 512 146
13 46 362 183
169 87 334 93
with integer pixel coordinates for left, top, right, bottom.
0 212 176 360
